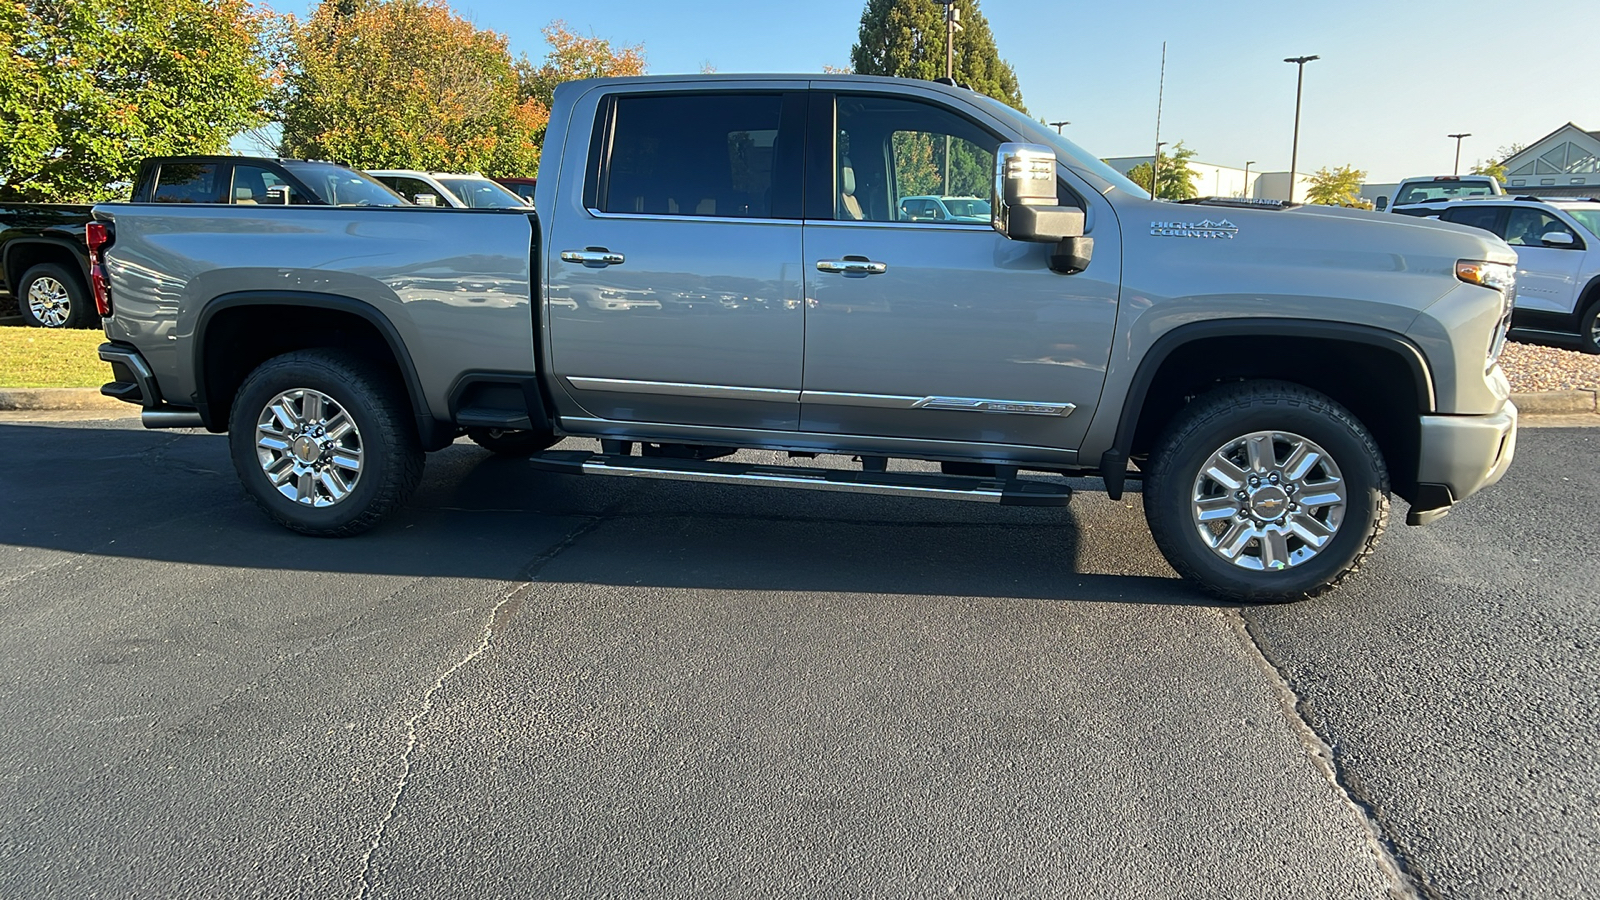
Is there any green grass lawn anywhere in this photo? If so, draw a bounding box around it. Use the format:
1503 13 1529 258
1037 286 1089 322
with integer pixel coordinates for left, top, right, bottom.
0 325 107 388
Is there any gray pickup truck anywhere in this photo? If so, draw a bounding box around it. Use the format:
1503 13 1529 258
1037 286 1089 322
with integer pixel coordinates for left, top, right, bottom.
92 74 1518 601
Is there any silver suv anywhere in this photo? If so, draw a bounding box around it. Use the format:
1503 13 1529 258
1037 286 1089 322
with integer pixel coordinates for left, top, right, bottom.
1394 195 1600 352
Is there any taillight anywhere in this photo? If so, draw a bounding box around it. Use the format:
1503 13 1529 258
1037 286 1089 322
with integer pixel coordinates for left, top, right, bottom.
86 221 113 316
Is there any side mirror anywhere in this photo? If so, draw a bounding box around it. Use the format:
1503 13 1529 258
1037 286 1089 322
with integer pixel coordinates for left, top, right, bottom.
1375 195 1388 211
413 194 438 207
993 142 1091 274
265 185 290 205
1541 231 1576 248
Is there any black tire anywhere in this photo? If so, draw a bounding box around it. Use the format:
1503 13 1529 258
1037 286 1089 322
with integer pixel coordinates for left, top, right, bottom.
466 427 557 456
1578 301 1600 354
228 349 424 537
17 263 96 329
1144 380 1390 603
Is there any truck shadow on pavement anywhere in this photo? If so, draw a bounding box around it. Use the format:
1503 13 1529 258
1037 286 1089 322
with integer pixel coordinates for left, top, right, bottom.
0 423 1211 606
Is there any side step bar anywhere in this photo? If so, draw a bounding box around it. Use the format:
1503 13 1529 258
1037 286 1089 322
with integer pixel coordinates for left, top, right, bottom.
525 450 1071 506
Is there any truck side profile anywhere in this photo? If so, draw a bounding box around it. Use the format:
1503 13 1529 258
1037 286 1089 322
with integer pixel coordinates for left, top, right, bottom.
93 74 1519 601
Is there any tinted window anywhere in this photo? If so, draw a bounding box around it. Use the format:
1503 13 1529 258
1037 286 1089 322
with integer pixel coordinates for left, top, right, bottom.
835 94 999 224
602 93 793 219
153 164 223 203
231 165 301 205
1505 208 1579 247
1441 206 1504 235
279 162 406 207
383 176 447 207
502 181 537 201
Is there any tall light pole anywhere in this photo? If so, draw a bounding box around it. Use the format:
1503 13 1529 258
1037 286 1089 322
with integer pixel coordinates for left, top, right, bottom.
1448 132 1472 175
1284 55 1319 204
935 1 961 191
1152 42 1167 200
1049 120 1070 134
1152 141 1168 198
1243 160 1256 198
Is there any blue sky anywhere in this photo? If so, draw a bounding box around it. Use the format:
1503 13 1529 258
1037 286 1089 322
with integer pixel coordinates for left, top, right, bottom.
261 0 1600 182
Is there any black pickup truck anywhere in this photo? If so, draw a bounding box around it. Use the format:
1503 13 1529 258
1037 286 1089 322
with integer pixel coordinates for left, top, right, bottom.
1 156 406 328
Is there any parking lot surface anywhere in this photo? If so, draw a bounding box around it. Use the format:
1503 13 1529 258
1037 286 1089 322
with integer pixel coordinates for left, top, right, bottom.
0 420 1594 898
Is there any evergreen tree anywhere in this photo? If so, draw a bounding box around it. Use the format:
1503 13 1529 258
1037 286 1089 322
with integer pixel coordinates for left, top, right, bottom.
849 0 1026 112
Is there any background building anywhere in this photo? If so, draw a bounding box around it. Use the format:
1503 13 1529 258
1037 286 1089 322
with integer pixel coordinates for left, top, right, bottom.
1499 124 1600 197
1103 156 1311 202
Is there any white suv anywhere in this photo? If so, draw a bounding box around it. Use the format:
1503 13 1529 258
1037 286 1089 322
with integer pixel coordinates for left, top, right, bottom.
1394 196 1600 352
366 170 532 210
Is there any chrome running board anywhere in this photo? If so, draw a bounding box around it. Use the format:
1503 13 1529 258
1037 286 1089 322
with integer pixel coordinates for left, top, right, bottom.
526 450 1072 506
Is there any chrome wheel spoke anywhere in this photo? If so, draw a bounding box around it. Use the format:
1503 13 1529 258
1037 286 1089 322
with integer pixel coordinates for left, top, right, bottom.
1259 529 1291 570
1195 496 1238 522
1204 457 1248 491
330 448 361 471
257 435 290 452
1288 512 1335 547
1245 434 1274 473
303 391 324 424
319 470 351 502
265 457 297 486
324 412 354 441
1281 441 1319 482
270 400 300 432
1217 520 1256 559
1299 486 1343 509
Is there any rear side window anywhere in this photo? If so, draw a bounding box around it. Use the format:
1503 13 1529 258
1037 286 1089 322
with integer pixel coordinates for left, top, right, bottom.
1394 181 1496 204
599 92 799 219
152 164 223 203
1441 206 1504 235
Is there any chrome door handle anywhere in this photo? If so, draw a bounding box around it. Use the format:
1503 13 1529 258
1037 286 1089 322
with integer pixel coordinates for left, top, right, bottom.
561 248 626 267
816 258 887 276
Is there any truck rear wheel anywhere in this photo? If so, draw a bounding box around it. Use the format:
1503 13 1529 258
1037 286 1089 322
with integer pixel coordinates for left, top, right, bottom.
1144 381 1389 603
228 349 424 537
18 263 95 329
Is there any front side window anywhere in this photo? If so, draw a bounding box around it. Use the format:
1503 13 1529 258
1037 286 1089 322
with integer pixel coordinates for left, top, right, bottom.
1505 208 1578 247
835 94 998 225
600 92 794 219
231 165 302 205
280 162 407 207
1564 208 1600 239
152 164 222 203
437 176 528 209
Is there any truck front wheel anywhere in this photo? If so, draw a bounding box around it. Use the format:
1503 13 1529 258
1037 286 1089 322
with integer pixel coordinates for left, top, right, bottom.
228 349 424 537
1144 381 1389 603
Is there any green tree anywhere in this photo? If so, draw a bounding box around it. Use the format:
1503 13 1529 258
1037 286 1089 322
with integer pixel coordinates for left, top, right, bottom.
0 0 276 202
280 0 544 177
850 0 1026 112
1470 144 1524 183
1304 164 1368 207
1124 143 1200 200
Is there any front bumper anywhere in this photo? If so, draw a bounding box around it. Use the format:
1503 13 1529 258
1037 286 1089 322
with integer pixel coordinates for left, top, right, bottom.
1407 401 1518 525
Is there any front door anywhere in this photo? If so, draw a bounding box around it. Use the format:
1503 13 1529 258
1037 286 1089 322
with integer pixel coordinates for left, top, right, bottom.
547 89 808 431
799 91 1120 451
1502 206 1586 315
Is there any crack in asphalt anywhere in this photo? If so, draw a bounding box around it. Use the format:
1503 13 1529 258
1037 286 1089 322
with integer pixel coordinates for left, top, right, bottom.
1231 609 1430 900
353 513 609 900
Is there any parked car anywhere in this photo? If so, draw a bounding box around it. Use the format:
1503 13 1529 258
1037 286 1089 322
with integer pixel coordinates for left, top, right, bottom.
1392 195 1600 352
367 170 531 209
92 73 1517 602
1376 174 1503 212
897 195 991 223
495 177 537 204
1 156 404 328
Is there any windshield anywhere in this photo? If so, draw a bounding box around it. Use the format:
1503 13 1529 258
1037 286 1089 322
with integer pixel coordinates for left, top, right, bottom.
279 161 408 206
437 177 530 209
942 198 991 217
973 94 1151 199
1563 208 1600 239
1394 181 1496 205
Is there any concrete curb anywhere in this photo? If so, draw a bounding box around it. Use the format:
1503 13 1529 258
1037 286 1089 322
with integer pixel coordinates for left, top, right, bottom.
0 387 130 412
1 386 1597 418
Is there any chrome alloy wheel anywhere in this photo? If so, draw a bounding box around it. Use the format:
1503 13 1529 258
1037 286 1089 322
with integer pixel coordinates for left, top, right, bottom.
254 389 363 507
26 276 71 328
1190 430 1347 572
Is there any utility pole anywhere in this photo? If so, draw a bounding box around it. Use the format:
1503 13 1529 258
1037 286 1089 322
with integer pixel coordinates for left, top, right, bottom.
1284 55 1319 204
936 1 961 192
1243 160 1256 198
1448 133 1472 175
1152 42 1166 199
1049 121 1070 134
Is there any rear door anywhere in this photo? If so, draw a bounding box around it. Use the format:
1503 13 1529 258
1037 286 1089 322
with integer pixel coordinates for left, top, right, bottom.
797 88 1120 451
545 87 808 431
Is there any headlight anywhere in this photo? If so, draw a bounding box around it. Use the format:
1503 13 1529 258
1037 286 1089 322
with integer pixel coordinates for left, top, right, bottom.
1457 260 1515 369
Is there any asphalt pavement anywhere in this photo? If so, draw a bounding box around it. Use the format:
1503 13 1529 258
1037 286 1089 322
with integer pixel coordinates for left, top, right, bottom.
0 419 1593 899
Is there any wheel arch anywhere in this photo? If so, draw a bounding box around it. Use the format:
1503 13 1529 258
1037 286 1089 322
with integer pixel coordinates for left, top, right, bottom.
1102 319 1435 504
4 238 90 294
193 291 451 450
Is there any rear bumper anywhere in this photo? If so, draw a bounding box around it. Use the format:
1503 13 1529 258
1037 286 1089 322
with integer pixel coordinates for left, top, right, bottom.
1407 402 1518 525
98 342 204 429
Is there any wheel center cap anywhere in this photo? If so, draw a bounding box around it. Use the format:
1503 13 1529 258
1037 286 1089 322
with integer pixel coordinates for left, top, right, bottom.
292 435 322 463
1249 485 1290 521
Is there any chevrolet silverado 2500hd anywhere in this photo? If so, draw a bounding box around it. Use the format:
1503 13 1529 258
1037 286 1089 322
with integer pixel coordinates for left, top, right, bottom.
92 74 1518 601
